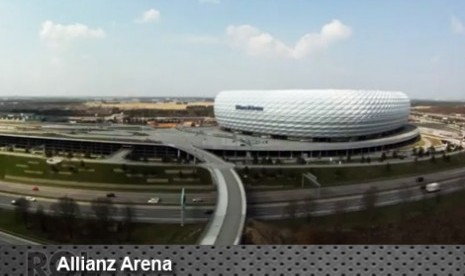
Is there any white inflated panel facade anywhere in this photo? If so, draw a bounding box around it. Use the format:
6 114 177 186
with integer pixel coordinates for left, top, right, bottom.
214 90 410 139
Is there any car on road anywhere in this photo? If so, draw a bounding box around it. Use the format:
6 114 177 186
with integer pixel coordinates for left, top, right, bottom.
32 186 39 191
25 196 36 202
106 193 116 198
147 197 160 204
10 199 18 205
423 182 441 193
416 176 424 183
204 209 214 215
192 198 203 203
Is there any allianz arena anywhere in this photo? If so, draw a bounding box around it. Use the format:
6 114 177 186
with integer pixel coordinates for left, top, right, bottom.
214 90 411 141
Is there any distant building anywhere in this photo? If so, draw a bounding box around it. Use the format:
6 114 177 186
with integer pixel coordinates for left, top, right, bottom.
0 113 44 122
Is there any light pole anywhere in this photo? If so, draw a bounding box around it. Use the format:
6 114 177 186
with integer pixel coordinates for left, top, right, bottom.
180 187 186 227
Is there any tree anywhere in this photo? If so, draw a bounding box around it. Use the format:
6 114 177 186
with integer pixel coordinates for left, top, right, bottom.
361 187 379 226
446 143 452 153
243 166 250 176
122 205 135 241
14 198 30 225
301 197 316 222
385 162 392 172
430 154 436 163
50 196 80 240
379 152 387 162
396 185 413 243
80 160 86 168
332 200 348 243
283 201 298 220
429 146 436 155
397 185 412 221
91 197 118 240
366 156 372 163
34 205 47 232
412 147 418 156
252 155 258 165
418 147 425 158
296 157 306 165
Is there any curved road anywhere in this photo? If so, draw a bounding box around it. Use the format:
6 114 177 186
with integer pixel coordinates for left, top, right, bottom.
181 145 246 245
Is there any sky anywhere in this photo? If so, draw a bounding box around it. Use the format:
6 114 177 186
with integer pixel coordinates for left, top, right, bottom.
0 0 465 100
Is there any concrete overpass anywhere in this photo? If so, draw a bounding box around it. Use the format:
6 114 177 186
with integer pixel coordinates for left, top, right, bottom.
172 144 247 245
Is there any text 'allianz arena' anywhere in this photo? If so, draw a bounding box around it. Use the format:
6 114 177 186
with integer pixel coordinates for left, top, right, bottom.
214 90 411 140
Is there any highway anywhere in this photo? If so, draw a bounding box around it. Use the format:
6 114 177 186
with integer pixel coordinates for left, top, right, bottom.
1 166 465 223
247 166 465 204
248 175 465 219
0 180 217 206
1 172 463 245
0 194 213 223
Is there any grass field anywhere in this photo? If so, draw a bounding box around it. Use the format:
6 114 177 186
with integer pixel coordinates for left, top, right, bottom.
238 152 465 187
0 154 212 187
0 208 204 244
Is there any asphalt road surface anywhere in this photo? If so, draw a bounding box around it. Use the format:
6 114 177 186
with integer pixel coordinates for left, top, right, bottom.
213 168 246 245
0 194 212 223
246 166 465 204
0 180 217 206
248 176 465 219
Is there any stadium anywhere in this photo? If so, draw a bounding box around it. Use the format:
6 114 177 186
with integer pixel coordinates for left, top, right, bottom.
214 89 411 142
202 89 420 158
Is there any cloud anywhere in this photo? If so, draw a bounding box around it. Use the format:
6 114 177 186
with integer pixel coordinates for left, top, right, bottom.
226 19 352 59
451 16 464 35
39 21 105 47
135 9 161 23
199 0 221 4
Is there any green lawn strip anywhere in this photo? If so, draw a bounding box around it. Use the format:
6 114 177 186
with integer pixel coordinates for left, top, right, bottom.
3 175 214 193
238 152 465 187
0 208 205 244
272 189 465 230
0 154 212 186
129 223 205 245
0 209 54 244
